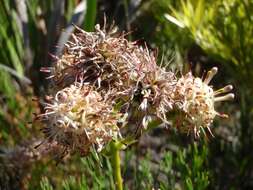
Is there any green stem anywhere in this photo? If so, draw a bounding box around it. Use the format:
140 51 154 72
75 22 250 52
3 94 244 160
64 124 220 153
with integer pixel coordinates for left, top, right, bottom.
110 141 123 190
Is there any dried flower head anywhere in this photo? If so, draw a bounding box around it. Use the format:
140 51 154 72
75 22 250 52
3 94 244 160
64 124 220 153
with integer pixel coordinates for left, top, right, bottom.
172 67 234 137
38 82 120 157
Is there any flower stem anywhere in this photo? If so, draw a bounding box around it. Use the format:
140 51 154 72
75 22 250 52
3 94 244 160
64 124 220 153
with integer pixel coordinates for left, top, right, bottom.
110 141 123 190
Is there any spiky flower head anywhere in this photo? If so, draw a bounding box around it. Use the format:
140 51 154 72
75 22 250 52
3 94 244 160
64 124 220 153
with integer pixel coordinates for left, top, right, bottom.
172 67 234 137
38 82 120 157
48 24 128 92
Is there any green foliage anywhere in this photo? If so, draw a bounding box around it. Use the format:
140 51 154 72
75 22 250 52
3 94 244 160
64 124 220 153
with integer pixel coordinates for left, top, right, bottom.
37 156 115 190
35 144 211 190
40 177 54 190
0 0 24 75
175 144 209 190
157 144 210 190
135 154 154 189
169 0 253 79
36 145 210 190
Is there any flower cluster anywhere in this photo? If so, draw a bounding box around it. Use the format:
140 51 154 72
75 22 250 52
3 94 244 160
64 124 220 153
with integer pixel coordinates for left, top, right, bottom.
38 23 234 157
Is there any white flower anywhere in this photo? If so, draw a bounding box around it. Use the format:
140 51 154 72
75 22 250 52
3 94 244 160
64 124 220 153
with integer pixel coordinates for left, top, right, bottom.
173 67 234 137
38 82 120 156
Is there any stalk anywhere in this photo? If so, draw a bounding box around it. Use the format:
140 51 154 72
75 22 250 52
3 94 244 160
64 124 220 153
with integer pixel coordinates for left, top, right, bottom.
110 141 123 190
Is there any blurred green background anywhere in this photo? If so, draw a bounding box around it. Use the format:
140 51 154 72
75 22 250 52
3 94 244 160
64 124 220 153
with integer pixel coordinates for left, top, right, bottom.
0 0 252 189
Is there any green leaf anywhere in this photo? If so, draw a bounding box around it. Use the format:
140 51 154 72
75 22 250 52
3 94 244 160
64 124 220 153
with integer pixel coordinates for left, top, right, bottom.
84 0 97 31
